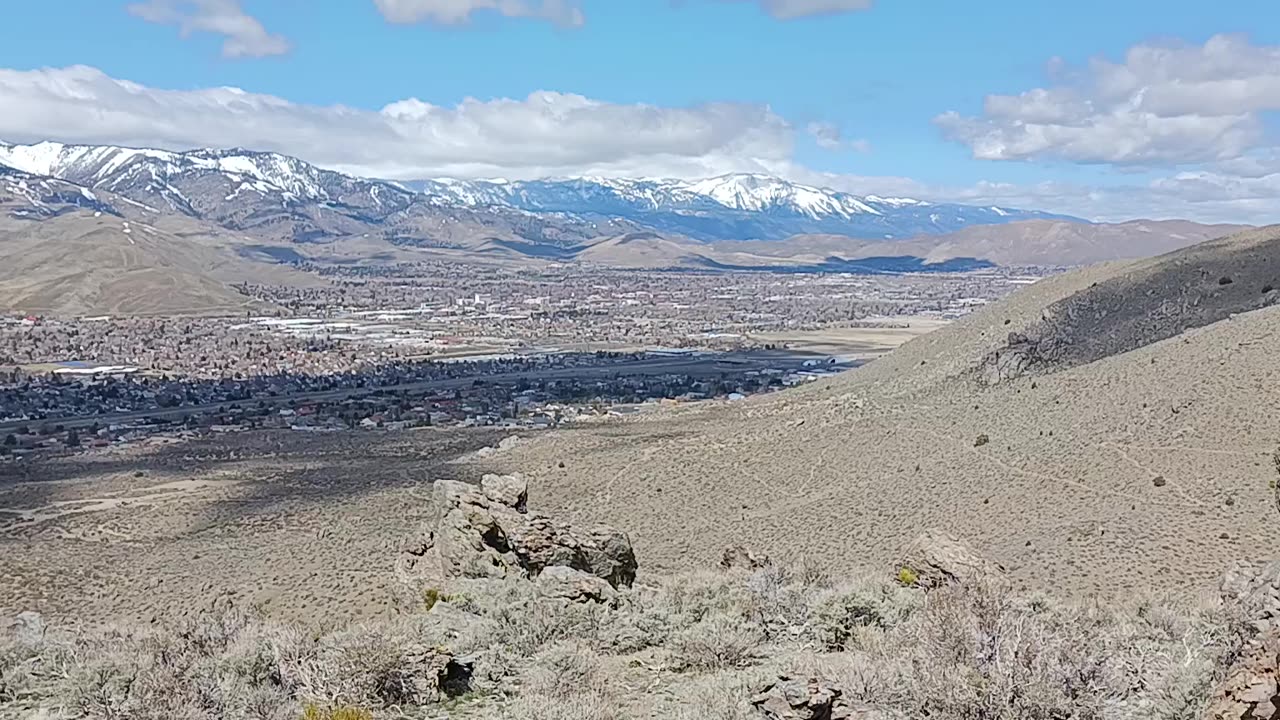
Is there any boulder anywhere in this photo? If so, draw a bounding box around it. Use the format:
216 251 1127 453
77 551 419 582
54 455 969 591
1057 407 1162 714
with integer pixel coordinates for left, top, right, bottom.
1206 561 1280 719
508 517 638 588
391 644 475 704
722 545 772 571
509 514 588 575
1204 634 1280 720
898 530 1005 589
583 526 638 588
397 474 636 592
751 676 900 720
8 611 45 645
752 676 886 720
481 473 528 513
537 566 619 605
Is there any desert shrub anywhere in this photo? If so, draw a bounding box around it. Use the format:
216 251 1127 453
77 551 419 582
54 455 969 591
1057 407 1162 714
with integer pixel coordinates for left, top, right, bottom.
523 642 604 697
667 613 764 672
45 611 300 720
598 590 675 654
821 579 1244 720
667 672 768 720
1 632 74 709
500 691 622 720
478 597 608 657
791 555 834 590
651 570 755 625
743 565 811 639
286 619 450 710
500 642 622 720
301 702 374 720
811 579 922 651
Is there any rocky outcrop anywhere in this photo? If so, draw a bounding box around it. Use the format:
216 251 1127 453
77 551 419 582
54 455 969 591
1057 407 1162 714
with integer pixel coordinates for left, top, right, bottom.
722 545 773 571
752 676 897 720
1205 561 1280 720
536 566 619 605
397 474 636 600
898 530 1005 589
978 332 1048 384
753 676 850 720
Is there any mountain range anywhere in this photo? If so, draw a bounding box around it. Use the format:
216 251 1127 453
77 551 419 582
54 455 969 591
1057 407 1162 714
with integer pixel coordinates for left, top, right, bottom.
0 139 1258 315
0 140 1071 247
410 173 1076 241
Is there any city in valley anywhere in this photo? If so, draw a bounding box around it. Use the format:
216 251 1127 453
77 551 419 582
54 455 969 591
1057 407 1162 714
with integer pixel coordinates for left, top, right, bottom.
0 263 1036 465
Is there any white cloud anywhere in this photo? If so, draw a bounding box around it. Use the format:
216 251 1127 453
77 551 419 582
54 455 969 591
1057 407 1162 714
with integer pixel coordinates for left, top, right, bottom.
0 65 791 180
806 121 870 152
127 0 290 58
2 64 1275 225
736 0 875 19
806 121 842 149
936 34 1280 166
371 0 584 26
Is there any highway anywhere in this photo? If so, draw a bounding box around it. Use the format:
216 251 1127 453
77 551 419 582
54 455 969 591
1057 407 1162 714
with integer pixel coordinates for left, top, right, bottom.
1 352 839 434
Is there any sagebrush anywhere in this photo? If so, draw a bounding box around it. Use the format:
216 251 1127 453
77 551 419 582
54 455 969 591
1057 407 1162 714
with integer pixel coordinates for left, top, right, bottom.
0 565 1249 720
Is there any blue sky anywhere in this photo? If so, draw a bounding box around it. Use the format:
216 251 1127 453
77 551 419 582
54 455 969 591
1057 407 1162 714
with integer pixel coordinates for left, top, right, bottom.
1 0 1279 222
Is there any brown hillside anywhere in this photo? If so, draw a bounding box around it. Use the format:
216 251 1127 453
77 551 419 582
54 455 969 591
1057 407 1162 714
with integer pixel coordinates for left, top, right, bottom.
487 226 1280 598
0 213 313 316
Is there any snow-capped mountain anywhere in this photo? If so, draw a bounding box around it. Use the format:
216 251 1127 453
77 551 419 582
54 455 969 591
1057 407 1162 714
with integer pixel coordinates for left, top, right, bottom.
0 141 1081 245
0 141 417 220
411 173 1075 241
0 141 611 246
0 161 120 220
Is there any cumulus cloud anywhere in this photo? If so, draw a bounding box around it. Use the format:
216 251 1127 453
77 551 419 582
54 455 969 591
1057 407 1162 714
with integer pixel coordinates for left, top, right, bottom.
936 34 1280 166
127 0 290 58
371 0 584 26
2 64 1275 224
0 65 792 180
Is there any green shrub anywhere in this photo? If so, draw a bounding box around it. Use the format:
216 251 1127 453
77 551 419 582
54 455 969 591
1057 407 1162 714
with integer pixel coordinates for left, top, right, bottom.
897 567 919 586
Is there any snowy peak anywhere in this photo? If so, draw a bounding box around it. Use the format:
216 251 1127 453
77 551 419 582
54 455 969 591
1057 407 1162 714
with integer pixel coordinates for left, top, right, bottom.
0 141 178 180
684 174 884 217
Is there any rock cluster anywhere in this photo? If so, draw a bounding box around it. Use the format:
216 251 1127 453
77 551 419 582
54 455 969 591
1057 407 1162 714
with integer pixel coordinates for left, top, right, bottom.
397 474 637 603
721 545 772 571
1205 560 1280 720
753 676 851 720
898 530 1006 589
752 676 897 720
978 332 1049 384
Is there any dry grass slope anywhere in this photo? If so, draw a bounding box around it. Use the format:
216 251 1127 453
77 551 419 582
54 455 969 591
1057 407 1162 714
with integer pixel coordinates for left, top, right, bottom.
485 226 1280 598
0 560 1252 719
0 213 312 316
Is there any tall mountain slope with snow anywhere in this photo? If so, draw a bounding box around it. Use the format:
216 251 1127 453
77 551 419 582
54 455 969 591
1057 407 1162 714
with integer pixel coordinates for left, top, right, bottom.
414 173 1077 241
0 141 619 247
1 141 1080 246
0 162 120 220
